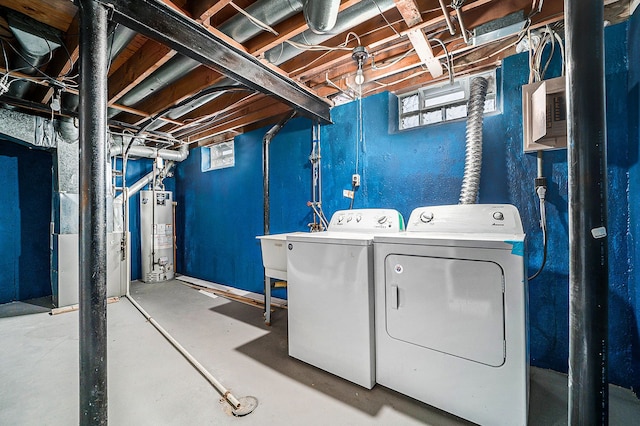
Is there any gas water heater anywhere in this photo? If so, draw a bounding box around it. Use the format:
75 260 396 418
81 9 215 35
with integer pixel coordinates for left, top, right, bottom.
140 190 175 282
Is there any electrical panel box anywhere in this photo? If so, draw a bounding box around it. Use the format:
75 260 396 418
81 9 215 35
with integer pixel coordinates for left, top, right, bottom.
522 76 567 152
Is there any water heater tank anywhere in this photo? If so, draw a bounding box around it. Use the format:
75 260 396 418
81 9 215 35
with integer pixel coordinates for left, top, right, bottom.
140 190 175 282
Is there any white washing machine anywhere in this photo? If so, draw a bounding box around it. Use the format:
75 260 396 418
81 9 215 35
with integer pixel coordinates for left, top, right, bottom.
286 208 404 389
374 204 528 426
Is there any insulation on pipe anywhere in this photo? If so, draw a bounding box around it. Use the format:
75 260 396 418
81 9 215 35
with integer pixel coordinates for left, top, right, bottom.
459 77 488 204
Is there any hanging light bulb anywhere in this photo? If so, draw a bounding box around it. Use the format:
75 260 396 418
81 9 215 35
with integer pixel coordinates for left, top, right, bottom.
355 67 365 86
351 45 369 86
50 90 61 112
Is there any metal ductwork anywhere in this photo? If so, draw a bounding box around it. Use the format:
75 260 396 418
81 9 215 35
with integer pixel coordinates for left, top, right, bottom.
265 0 396 65
114 0 305 115
304 0 341 34
56 25 136 115
5 12 61 99
109 138 189 162
218 0 304 42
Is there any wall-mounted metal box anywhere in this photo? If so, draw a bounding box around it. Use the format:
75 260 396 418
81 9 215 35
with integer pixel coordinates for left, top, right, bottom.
522 76 567 152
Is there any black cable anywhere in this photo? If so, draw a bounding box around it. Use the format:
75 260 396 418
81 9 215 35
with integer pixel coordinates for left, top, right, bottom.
348 184 355 209
528 205 548 281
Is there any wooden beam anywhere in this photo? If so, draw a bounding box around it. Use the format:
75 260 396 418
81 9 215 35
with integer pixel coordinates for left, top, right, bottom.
245 0 363 56
188 102 292 142
108 40 177 104
39 12 80 103
108 34 148 77
130 67 226 123
393 0 423 27
0 0 77 32
191 0 234 22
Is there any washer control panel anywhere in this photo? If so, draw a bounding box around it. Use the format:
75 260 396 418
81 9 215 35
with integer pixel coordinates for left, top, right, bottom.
407 204 524 234
328 209 405 232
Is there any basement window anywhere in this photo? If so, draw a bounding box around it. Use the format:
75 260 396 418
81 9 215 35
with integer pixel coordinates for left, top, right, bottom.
201 141 235 172
397 69 499 130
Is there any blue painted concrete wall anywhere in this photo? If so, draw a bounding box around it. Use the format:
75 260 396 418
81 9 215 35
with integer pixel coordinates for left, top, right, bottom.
627 8 640 394
175 19 639 392
0 142 52 303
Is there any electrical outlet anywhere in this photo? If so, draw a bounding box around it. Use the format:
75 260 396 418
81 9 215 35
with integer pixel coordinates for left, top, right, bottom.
352 173 361 187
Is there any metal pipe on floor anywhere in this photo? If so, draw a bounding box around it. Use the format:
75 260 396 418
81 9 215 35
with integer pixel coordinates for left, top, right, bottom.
565 0 610 424
78 0 109 424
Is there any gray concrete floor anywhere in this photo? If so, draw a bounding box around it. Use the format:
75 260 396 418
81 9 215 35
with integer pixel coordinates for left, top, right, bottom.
1 279 639 425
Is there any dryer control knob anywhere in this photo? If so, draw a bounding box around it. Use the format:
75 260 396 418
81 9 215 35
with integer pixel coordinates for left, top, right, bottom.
420 211 434 223
493 211 504 221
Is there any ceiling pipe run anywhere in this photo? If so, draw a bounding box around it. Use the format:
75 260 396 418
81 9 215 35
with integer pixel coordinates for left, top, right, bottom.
304 0 341 34
565 0 610 423
109 139 189 162
115 0 305 114
5 12 61 99
264 0 396 65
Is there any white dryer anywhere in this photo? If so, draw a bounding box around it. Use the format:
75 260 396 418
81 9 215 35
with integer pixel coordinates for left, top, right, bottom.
286 209 404 389
374 204 528 426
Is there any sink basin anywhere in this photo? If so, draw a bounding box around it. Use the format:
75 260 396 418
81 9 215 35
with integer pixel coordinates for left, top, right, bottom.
256 232 305 280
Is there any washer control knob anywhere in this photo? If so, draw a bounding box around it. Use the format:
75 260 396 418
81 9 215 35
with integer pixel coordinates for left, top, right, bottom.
346 215 353 222
493 211 504 221
378 215 388 224
337 214 345 223
420 211 434 223
355 214 362 222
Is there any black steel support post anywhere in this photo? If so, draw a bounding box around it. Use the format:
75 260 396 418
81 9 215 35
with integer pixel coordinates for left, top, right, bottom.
565 0 609 424
78 0 109 424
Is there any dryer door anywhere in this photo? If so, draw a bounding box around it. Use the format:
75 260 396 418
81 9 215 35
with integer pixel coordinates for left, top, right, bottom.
384 255 505 367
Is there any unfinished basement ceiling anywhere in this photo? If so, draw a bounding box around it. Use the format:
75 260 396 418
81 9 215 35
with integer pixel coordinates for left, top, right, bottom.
0 0 632 147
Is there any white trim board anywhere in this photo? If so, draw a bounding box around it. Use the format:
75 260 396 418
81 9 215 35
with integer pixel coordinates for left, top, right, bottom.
176 275 288 309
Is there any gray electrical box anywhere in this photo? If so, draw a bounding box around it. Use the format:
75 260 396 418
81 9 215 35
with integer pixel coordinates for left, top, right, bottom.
522 76 567 152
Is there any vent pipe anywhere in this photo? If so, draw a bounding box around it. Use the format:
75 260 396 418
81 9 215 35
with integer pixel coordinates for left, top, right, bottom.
265 0 396 65
304 0 341 34
459 77 488 204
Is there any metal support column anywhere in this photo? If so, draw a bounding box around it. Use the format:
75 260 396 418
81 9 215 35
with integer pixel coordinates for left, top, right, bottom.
262 111 296 325
565 0 609 424
78 0 109 424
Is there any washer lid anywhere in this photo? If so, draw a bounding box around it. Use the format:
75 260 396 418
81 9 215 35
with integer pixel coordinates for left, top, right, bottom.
287 231 373 246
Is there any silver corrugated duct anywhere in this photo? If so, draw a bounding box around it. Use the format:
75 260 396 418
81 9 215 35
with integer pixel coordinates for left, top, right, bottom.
459 77 488 205
265 0 395 65
304 0 341 34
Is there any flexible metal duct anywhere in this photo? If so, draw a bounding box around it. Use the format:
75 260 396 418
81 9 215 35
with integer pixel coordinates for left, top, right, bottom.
459 77 488 204
304 0 341 34
265 0 396 65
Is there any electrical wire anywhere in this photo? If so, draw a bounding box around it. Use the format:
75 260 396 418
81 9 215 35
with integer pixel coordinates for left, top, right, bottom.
528 196 548 281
